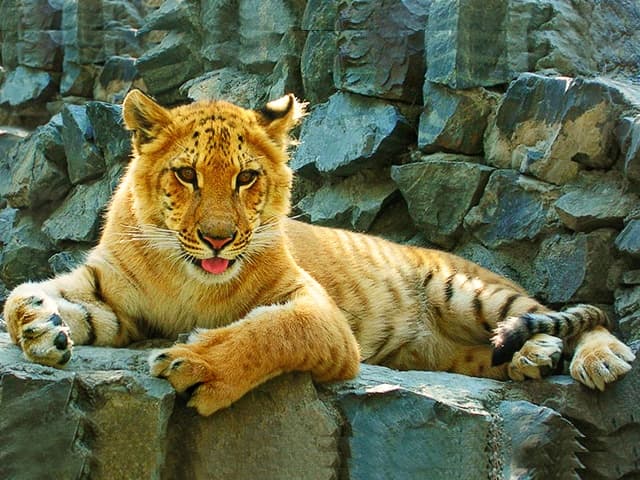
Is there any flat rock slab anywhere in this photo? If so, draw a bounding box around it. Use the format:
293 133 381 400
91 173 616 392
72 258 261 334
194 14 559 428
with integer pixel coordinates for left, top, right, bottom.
0 333 638 479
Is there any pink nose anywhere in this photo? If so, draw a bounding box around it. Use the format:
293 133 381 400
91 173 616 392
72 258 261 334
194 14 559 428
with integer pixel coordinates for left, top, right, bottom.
203 235 234 250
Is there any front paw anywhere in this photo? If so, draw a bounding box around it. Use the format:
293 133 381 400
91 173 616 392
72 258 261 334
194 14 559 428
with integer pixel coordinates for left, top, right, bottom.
508 333 563 381
570 335 635 391
21 313 73 367
149 345 244 416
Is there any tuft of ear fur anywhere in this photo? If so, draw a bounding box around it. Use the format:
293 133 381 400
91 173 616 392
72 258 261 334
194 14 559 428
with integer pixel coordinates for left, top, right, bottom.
122 89 173 146
257 94 307 147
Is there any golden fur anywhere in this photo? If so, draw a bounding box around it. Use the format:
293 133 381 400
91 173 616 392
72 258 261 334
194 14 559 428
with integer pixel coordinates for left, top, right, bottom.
3 91 635 415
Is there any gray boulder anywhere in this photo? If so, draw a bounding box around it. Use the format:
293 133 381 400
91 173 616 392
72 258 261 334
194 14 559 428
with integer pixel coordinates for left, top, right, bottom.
426 0 640 89
615 219 640 258
392 154 492 248
292 92 414 176
485 74 640 185
296 169 397 231
0 129 71 209
532 229 619 304
61 104 106 185
419 82 498 154
554 172 639 232
464 170 561 249
0 214 55 287
0 66 55 107
616 115 640 185
0 333 638 480
334 0 430 103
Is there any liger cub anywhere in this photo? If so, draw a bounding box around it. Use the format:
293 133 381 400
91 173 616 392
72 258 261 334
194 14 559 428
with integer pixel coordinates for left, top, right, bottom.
4 90 635 415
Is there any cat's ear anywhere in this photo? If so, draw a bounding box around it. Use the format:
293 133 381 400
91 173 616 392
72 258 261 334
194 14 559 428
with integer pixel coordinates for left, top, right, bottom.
122 89 173 146
257 94 307 147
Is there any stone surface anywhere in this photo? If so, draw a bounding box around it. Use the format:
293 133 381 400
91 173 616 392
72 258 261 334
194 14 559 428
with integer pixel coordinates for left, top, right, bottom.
419 82 498 155
426 0 640 89
296 169 398 231
392 155 492 248
464 170 561 249
180 68 267 108
615 219 640 258
300 29 337 105
43 165 124 244
616 115 640 185
485 74 640 185
292 92 414 176
554 172 639 232
0 130 71 209
0 66 54 107
61 104 106 185
136 31 202 100
0 215 55 287
334 0 430 102
1 334 639 479
48 249 88 275
86 101 131 167
532 229 619 304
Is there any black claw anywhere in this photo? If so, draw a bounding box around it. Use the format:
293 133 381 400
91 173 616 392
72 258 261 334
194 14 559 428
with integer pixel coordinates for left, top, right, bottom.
53 331 68 350
185 381 204 398
58 350 71 365
49 314 63 326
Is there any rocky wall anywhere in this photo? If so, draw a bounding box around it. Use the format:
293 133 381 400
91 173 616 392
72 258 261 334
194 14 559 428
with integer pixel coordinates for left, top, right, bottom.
1 0 640 478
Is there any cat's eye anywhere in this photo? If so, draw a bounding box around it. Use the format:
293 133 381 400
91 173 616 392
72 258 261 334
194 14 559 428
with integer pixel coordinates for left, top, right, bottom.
236 170 259 188
174 167 197 187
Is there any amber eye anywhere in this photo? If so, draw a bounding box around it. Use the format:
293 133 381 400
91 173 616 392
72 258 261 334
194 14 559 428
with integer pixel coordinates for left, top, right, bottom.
174 167 197 186
236 170 259 188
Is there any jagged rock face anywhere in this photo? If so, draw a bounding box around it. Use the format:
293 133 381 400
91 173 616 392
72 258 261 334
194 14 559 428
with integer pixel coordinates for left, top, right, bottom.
1 0 640 478
0 334 638 480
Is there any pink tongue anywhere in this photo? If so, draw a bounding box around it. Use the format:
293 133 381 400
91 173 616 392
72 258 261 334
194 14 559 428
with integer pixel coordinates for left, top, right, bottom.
201 257 230 274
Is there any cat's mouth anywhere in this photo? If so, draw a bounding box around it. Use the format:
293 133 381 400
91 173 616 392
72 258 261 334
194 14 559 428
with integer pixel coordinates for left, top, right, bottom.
200 257 236 274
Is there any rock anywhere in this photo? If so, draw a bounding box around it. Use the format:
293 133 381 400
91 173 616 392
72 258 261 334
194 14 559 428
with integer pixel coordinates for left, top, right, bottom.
137 0 198 34
43 167 122 244
266 34 306 100
180 69 267 108
498 400 584 477
0 131 71 209
300 0 338 103
425 0 640 89
0 66 55 107
618 313 640 344
236 0 306 73
616 115 640 185
300 31 338 106
615 219 640 258
532 229 618 304
419 82 498 155
464 170 561 249
392 155 492 248
136 31 203 100
33 114 66 167
554 172 639 232
0 215 55 287
16 30 63 71
61 104 106 185
86 101 131 167
162 373 341 480
0 207 18 246
334 0 429 102
48 249 88 275
296 169 397 231
60 61 98 97
485 74 640 185
292 92 414 176
93 55 139 104
614 286 640 319
622 270 640 286
0 334 639 479
0 334 174 480
0 126 30 158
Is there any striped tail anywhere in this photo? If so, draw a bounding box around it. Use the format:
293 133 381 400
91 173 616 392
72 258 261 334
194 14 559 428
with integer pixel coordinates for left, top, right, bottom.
491 304 611 366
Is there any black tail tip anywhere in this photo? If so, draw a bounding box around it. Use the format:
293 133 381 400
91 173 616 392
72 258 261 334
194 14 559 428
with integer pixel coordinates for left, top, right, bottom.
491 333 526 366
